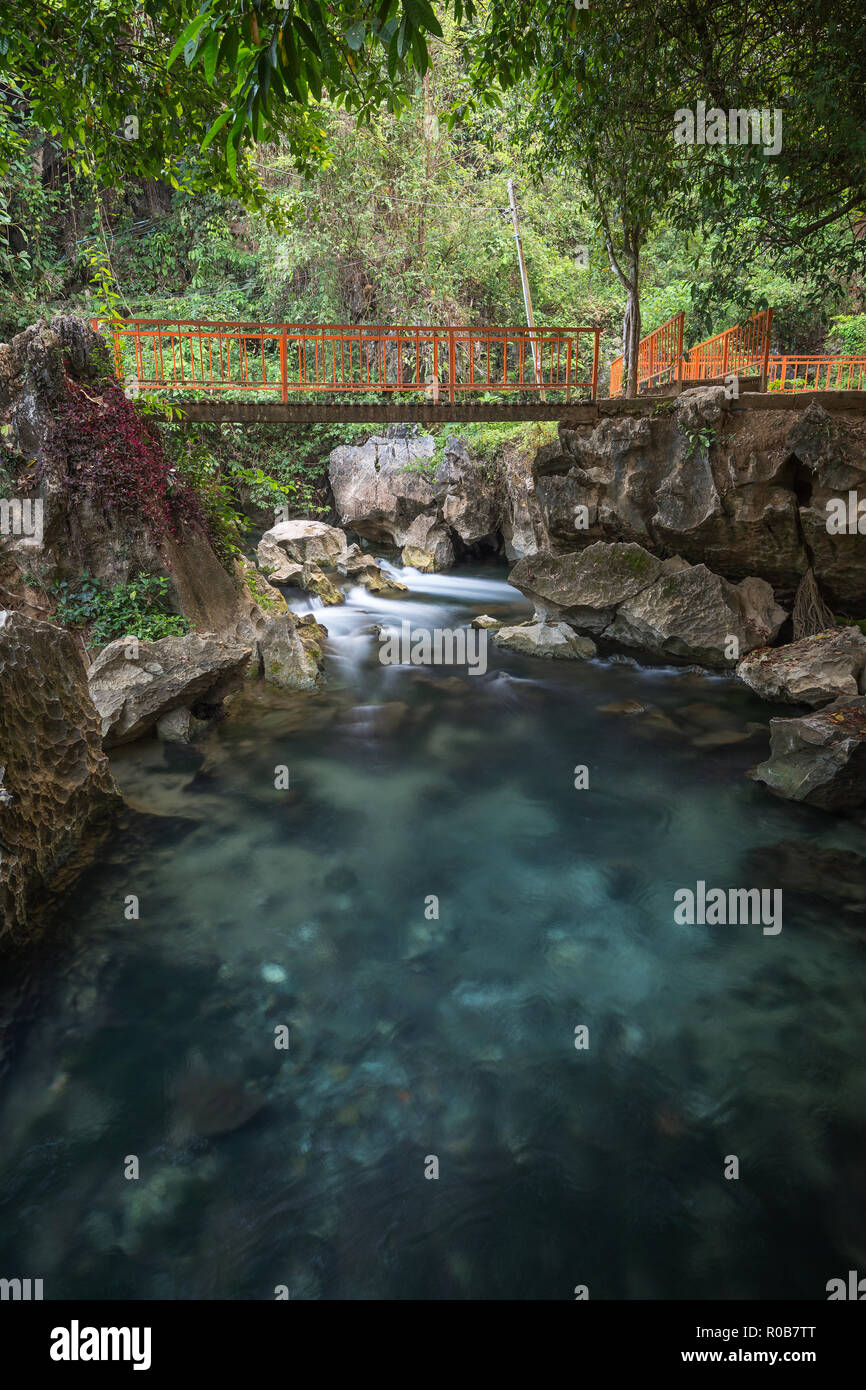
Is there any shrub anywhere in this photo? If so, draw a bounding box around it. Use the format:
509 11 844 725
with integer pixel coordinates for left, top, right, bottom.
51 571 189 647
45 374 208 543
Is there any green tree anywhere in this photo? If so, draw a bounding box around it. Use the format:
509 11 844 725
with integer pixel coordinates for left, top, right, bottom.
472 3 691 395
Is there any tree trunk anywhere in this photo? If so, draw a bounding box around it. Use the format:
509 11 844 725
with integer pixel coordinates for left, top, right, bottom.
605 226 642 397
623 284 641 398
623 237 641 398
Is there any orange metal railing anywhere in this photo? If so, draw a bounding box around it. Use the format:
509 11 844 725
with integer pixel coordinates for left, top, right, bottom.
683 308 773 382
92 319 601 401
609 311 684 396
765 355 866 393
609 355 623 396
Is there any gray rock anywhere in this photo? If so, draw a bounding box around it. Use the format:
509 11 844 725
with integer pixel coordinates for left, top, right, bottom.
88 632 252 746
340 545 407 595
155 707 208 743
472 614 502 630
606 563 786 668
750 696 866 810
509 541 785 667
492 620 597 660
258 615 322 691
509 542 666 632
737 627 866 707
257 519 349 573
0 610 120 937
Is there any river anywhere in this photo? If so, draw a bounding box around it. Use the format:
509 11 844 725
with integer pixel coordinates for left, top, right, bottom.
0 561 864 1299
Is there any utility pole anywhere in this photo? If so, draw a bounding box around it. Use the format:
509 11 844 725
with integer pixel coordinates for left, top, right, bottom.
507 178 544 399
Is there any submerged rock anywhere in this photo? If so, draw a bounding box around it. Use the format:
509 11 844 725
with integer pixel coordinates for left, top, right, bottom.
493 620 596 660
155 707 207 744
169 1062 265 1142
0 610 120 938
743 841 866 914
737 628 866 707
750 696 866 810
88 632 252 746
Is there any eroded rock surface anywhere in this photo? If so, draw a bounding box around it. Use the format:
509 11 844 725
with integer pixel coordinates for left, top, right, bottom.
750 696 866 810
510 541 786 668
492 620 597 660
88 633 253 746
0 610 120 938
737 628 866 707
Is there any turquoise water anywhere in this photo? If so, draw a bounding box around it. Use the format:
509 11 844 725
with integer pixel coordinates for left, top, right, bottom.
1 563 865 1300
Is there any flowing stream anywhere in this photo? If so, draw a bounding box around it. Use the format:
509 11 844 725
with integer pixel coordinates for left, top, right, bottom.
1 561 865 1299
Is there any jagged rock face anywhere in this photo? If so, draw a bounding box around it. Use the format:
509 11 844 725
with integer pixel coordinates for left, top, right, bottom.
328 399 866 605
750 697 866 810
509 541 786 668
737 628 866 706
328 435 494 570
435 439 501 545
0 610 120 939
329 435 438 548
492 620 597 660
541 395 866 608
87 633 253 746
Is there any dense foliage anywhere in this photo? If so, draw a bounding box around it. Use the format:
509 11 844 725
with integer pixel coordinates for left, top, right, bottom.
1 1 863 422
51 571 189 646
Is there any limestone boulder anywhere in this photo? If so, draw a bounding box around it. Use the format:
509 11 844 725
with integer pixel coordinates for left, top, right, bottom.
607 564 786 668
492 620 597 660
737 628 866 707
509 542 665 632
258 614 322 691
329 434 439 548
0 610 120 938
750 697 866 810
88 633 252 746
257 519 348 572
400 513 455 572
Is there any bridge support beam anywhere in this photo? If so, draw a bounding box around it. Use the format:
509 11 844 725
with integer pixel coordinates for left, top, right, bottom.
172 401 600 425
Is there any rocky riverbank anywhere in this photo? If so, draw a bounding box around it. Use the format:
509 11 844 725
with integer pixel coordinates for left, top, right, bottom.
4 315 866 941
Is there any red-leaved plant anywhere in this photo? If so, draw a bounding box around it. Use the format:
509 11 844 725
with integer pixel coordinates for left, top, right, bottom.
44 372 209 543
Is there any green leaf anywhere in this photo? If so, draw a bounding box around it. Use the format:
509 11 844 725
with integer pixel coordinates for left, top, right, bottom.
202 31 220 86
344 22 366 52
167 15 210 69
200 108 231 151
